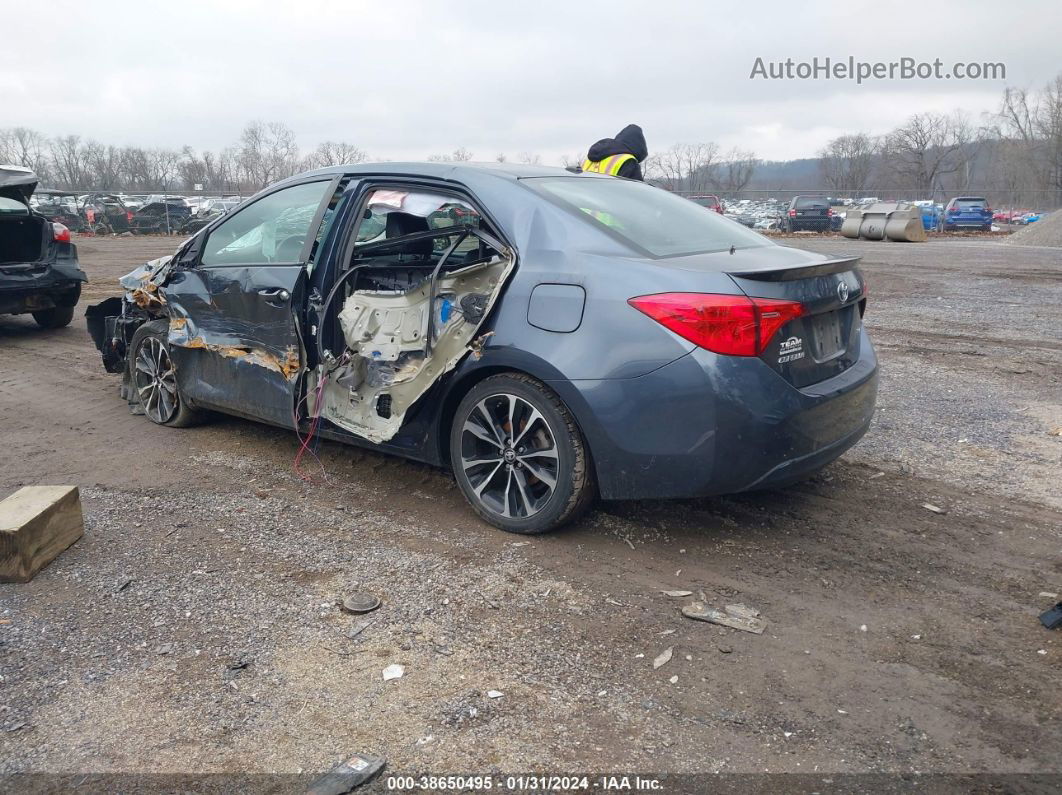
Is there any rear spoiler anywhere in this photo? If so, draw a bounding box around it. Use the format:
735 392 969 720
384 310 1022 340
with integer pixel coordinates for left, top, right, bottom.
728 256 861 282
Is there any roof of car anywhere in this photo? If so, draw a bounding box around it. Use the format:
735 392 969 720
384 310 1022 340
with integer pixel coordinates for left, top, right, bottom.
295 161 582 182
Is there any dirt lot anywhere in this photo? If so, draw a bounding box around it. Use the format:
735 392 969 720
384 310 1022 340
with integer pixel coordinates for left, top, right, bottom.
0 234 1060 785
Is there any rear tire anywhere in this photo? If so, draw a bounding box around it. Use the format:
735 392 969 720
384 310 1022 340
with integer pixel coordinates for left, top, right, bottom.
450 373 595 534
128 321 205 428
32 305 75 329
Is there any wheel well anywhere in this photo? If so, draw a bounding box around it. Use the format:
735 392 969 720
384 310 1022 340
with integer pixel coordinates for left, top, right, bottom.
436 366 593 473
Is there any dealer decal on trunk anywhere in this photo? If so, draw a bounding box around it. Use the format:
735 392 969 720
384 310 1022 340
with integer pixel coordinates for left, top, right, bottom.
778 335 805 363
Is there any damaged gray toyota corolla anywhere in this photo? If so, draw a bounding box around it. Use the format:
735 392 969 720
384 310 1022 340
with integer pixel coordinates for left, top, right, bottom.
87 163 878 534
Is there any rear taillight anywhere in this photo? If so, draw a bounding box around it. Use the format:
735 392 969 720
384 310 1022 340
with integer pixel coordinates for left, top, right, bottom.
628 293 804 357
826 208 833 216
788 209 797 216
52 223 71 243
127 211 134 222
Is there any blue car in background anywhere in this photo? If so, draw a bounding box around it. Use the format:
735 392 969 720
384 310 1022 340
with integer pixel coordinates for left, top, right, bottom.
942 196 993 231
920 203 942 231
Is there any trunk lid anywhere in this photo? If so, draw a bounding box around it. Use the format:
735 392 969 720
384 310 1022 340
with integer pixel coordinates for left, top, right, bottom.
0 165 38 203
727 252 866 388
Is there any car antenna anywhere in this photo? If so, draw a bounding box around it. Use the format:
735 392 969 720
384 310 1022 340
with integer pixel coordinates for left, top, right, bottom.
729 244 736 255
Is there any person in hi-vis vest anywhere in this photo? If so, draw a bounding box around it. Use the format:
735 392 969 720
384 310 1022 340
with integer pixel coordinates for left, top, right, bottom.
582 124 648 180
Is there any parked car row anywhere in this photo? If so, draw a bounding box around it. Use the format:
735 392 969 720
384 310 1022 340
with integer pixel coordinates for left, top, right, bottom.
26 191 244 235
689 193 1038 235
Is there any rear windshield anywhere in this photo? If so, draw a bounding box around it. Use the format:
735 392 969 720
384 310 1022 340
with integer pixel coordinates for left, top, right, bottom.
528 178 769 257
794 197 828 209
0 197 29 214
954 198 987 209
690 196 719 207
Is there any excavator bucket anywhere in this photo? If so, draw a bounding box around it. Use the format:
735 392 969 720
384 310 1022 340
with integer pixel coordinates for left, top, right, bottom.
841 202 927 243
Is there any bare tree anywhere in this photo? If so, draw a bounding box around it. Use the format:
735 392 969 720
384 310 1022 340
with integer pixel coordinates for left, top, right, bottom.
427 147 474 163
0 127 51 181
518 152 542 165
715 148 759 195
818 133 877 195
302 141 367 170
49 135 89 188
882 111 973 197
239 121 300 188
83 141 122 188
651 143 719 193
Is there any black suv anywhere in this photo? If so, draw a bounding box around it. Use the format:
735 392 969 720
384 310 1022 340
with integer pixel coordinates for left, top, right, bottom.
784 196 832 232
0 166 86 328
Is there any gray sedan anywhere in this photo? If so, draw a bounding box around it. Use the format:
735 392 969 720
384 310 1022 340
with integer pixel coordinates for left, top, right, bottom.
88 163 877 533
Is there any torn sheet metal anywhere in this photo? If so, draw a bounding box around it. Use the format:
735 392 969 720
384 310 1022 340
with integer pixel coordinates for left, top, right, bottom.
312 252 515 444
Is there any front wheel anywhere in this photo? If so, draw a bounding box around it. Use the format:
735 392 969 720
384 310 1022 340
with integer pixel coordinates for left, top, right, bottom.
128 321 205 427
450 374 595 534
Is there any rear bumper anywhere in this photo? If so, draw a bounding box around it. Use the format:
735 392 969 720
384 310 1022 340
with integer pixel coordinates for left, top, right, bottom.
554 329 878 500
0 262 84 315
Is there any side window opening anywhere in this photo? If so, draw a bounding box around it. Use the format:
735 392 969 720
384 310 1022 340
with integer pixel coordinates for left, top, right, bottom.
309 187 514 445
200 180 332 266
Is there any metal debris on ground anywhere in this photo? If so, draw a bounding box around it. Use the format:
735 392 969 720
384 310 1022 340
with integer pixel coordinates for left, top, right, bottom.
486 690 504 699
653 646 673 669
308 752 386 795
341 593 381 615
346 619 374 639
661 590 693 597
1039 602 1062 630
682 602 766 635
382 664 404 681
922 503 946 514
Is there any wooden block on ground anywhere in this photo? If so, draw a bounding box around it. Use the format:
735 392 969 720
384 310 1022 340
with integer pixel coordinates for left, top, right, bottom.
0 486 84 583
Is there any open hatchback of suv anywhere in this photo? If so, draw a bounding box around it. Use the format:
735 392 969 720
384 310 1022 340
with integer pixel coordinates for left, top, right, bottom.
87 163 877 534
0 165 86 328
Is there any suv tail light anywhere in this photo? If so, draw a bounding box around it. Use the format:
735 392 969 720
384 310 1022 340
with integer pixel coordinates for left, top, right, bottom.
126 210 134 223
52 222 71 243
628 293 804 356
788 209 797 217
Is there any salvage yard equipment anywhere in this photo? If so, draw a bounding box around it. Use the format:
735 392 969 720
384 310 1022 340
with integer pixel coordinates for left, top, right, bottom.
841 202 927 242
0 485 84 583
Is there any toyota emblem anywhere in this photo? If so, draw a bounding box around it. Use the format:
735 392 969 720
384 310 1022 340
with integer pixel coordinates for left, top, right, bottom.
837 282 850 303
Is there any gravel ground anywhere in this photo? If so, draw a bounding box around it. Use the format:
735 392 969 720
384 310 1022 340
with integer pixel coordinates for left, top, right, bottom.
0 235 1059 788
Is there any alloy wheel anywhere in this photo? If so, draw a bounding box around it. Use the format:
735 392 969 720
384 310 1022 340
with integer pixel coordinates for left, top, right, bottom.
134 336 179 424
459 393 559 519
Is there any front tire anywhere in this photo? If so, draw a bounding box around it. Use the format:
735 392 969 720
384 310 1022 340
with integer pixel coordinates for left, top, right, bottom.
32 305 75 329
450 374 595 534
128 321 204 427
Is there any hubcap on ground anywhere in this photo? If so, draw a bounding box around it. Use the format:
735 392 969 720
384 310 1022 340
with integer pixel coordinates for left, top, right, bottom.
134 336 178 424
460 393 559 519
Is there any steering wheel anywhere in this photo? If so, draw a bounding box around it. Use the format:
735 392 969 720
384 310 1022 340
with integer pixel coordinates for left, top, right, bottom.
275 235 305 262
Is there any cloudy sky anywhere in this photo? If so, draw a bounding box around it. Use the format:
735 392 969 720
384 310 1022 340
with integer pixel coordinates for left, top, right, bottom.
3 0 1059 164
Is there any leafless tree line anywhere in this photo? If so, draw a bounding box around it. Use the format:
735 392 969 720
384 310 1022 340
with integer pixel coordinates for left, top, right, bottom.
5 75 1062 205
0 121 367 193
814 73 1062 205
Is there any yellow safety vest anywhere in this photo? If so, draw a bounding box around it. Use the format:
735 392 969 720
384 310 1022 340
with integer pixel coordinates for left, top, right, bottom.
582 153 636 177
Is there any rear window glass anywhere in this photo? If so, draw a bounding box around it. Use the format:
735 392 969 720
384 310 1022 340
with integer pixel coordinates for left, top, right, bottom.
690 196 719 208
0 197 29 214
794 197 828 209
954 199 987 209
529 178 769 257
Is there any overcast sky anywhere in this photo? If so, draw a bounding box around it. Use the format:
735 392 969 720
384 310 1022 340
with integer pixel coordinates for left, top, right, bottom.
3 1 1059 164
